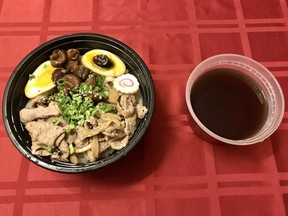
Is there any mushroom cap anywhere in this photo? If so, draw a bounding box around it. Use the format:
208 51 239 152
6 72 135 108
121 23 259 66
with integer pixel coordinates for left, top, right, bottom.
66 49 80 61
52 68 64 84
63 74 81 90
73 66 91 80
66 61 78 73
49 49 67 67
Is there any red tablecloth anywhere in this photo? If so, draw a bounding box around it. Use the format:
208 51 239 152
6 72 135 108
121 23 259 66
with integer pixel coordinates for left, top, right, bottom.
1 0 288 215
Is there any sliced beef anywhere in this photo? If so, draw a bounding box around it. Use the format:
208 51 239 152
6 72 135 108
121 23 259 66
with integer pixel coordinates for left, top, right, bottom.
25 120 65 146
25 95 50 109
31 141 52 156
59 140 69 155
98 135 108 151
117 94 136 117
110 136 129 150
75 127 98 144
20 101 60 123
84 117 98 129
124 114 137 136
46 117 68 127
21 86 147 163
102 126 126 138
51 140 70 162
136 104 148 119
54 133 65 146
99 140 111 153
66 132 77 144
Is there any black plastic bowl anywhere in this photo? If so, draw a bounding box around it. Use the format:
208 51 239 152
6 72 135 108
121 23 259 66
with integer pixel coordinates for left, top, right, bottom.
2 33 155 173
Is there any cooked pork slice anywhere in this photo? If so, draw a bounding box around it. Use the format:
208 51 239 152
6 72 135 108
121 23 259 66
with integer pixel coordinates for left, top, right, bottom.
20 101 60 123
117 94 136 117
84 117 98 129
31 141 52 156
46 117 68 127
99 140 111 153
51 153 69 162
110 136 129 150
33 149 52 157
55 133 65 146
102 126 126 138
31 141 42 153
54 140 70 162
25 95 49 109
25 120 65 146
136 104 148 119
66 132 77 144
124 114 137 136
75 127 96 144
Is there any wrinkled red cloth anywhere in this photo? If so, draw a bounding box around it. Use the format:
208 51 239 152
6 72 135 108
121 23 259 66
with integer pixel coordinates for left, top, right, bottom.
1 0 288 215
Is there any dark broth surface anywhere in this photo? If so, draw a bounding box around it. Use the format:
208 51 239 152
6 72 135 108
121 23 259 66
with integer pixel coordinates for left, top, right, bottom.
190 68 268 140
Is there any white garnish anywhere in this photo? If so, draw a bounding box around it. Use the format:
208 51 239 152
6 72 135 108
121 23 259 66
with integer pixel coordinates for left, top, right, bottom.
113 74 139 94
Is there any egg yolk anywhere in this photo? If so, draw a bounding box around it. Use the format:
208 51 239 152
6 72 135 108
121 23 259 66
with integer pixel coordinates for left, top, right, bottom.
25 60 57 98
82 49 126 77
34 63 55 87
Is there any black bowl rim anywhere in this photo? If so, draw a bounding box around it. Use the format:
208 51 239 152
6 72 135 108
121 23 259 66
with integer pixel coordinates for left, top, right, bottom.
2 32 155 173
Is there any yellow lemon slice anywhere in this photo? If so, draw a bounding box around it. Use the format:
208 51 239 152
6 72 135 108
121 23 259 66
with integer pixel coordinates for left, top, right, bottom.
24 61 57 98
81 49 126 77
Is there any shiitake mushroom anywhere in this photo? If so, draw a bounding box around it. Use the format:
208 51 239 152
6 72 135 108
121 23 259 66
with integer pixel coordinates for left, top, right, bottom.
63 74 81 90
52 68 64 84
66 61 78 73
93 54 111 68
50 49 110 97
50 50 67 67
85 77 97 87
87 90 104 103
66 49 79 61
73 66 91 80
65 59 91 80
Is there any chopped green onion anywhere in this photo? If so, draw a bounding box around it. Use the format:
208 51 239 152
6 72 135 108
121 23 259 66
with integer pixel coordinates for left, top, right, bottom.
96 102 114 113
37 143 46 148
57 78 65 86
88 73 95 78
50 75 112 128
79 82 92 92
46 146 55 153
91 109 98 117
96 76 105 87
45 92 53 97
100 90 109 98
69 144 75 154
66 124 75 133
29 74 36 80
52 118 60 125
94 76 109 99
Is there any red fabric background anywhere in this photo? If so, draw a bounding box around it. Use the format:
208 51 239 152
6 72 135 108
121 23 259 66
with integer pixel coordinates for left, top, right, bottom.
1 0 288 215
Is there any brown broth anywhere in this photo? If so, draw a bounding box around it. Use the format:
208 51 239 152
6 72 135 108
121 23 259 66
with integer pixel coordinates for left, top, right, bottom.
190 68 268 140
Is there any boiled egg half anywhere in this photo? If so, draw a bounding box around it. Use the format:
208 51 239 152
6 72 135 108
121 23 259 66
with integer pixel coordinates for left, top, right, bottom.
24 60 57 98
82 49 126 77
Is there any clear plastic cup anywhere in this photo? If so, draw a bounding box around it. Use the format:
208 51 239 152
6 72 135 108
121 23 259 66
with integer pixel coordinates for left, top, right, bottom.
185 54 285 145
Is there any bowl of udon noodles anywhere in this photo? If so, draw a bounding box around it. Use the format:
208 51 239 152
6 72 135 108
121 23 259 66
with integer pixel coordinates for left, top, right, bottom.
2 33 155 173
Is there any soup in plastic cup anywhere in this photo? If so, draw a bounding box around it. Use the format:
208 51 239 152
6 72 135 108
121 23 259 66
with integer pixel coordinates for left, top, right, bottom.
185 54 285 145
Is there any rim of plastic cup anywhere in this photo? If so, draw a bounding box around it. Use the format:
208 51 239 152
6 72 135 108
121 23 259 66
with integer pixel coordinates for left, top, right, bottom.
185 54 285 145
